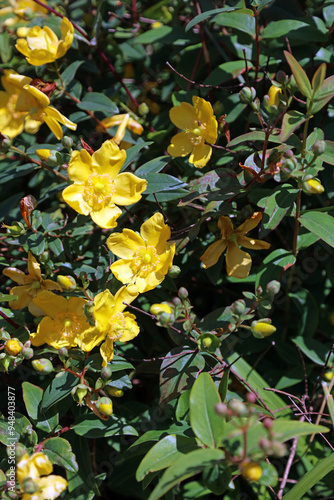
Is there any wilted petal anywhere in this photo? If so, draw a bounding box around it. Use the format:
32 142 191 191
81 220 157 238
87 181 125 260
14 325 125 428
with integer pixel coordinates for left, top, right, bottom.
235 212 263 236
200 239 227 269
239 235 271 250
45 106 77 130
226 241 252 279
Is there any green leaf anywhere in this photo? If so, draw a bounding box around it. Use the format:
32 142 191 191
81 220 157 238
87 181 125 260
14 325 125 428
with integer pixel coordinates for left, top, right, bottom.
319 140 334 166
148 449 225 500
43 437 78 473
136 435 198 481
22 382 42 421
185 6 238 32
203 463 231 495
282 454 334 500
0 31 12 63
61 61 84 88
213 10 255 37
141 173 187 194
73 414 138 438
77 92 118 114
299 211 334 247
218 368 230 402
260 184 299 237
284 51 312 99
204 60 247 86
292 337 333 366
255 249 296 291
312 63 326 95
279 111 307 143
262 19 326 41
121 141 153 171
289 289 319 338
27 231 45 255
135 26 197 45
41 371 78 412
159 347 205 407
189 372 224 448
135 156 170 176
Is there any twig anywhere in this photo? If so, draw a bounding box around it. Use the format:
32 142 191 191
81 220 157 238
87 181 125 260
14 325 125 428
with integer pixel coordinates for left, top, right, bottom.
0 309 19 328
277 421 303 499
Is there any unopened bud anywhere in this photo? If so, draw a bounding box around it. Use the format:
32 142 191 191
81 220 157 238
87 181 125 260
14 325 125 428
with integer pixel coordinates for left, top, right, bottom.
101 366 112 380
198 333 220 353
229 399 247 416
271 441 287 457
266 280 281 297
215 402 228 416
57 275 76 291
267 85 282 107
15 443 27 461
106 386 124 397
21 477 38 494
0 134 12 153
324 371 334 382
61 136 73 149
251 320 276 338
158 312 173 325
239 87 256 104
168 265 181 278
231 299 246 315
150 303 172 316
312 140 326 156
21 346 34 360
262 417 274 429
58 347 68 358
303 178 325 194
39 250 49 263
96 397 113 417
173 297 181 306
5 339 22 356
246 392 257 404
71 384 88 405
138 102 149 116
31 358 53 374
276 70 287 84
240 461 263 482
178 287 188 299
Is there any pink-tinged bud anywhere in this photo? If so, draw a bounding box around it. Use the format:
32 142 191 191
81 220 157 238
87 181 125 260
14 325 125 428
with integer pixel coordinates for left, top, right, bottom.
312 140 326 156
246 392 257 404
101 366 112 380
31 358 53 374
214 402 228 416
262 417 274 429
57 275 76 290
178 287 188 299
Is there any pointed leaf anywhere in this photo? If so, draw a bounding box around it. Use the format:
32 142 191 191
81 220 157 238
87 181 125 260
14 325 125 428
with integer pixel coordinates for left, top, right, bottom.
284 51 312 99
312 63 326 95
148 449 225 500
299 211 334 247
279 111 307 143
189 372 224 448
42 437 78 473
255 249 296 291
260 184 299 237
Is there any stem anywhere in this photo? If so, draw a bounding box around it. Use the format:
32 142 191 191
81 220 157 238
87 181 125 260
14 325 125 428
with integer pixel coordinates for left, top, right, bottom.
10 145 68 181
277 421 303 499
253 7 260 81
0 309 19 328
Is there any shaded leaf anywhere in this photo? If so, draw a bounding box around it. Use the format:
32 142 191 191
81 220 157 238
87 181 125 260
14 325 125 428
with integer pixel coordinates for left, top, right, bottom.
299 211 334 247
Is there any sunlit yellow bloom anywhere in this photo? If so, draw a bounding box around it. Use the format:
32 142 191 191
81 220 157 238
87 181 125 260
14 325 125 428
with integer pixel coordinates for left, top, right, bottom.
167 96 218 168
98 113 144 137
5 338 22 356
76 285 140 366
62 140 147 229
30 290 90 349
16 17 74 66
3 251 62 315
268 85 282 107
200 212 271 279
0 70 76 139
0 0 48 27
107 212 176 292
16 451 67 500
240 461 262 482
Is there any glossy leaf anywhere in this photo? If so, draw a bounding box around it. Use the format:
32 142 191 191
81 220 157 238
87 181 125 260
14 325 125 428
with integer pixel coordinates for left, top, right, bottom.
260 184 299 237
299 211 334 247
279 111 307 143
77 92 118 114
41 372 78 412
73 414 138 438
292 337 333 366
284 51 312 99
43 437 78 473
255 249 296 290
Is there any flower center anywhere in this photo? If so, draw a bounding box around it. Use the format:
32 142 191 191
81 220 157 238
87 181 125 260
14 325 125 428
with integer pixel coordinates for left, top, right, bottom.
51 312 86 342
83 172 116 211
131 245 160 277
187 123 205 146
108 311 126 341
229 233 238 243
30 281 41 290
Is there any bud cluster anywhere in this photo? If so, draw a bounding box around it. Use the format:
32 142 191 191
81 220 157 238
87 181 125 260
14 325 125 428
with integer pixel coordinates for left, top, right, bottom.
0 331 33 372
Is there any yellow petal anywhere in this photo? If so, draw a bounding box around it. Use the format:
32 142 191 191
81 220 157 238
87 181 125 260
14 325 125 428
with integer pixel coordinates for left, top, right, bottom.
28 251 42 281
24 116 42 135
235 212 262 236
114 284 139 313
93 289 115 332
100 338 114 366
238 235 271 251
169 102 197 129
68 149 93 183
44 106 77 130
112 173 147 206
118 312 140 341
192 96 216 132
110 260 136 285
3 268 32 285
167 131 193 157
107 229 143 258
60 17 74 50
140 212 170 252
62 184 90 215
32 290 68 318
31 452 53 476
23 84 50 107
44 116 63 140
188 142 212 168
15 38 31 58
92 140 126 178
90 205 122 229
200 239 228 269
9 285 35 309
34 475 68 500
218 216 234 239
76 326 105 352
226 241 252 279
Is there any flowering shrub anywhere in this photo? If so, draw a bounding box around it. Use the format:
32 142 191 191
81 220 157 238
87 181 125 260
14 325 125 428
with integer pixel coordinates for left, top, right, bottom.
1 1 334 499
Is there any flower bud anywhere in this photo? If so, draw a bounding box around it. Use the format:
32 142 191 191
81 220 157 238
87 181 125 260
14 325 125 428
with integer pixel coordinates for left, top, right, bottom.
239 87 256 104
229 399 247 416
0 134 12 153
0 329 11 341
71 384 88 405
39 250 49 263
138 102 149 116
21 477 38 494
324 371 334 382
61 136 74 149
173 297 181 306
5 339 22 356
246 392 257 404
101 366 112 380
31 358 53 374
276 70 287 84
231 299 246 316
15 443 27 461
262 417 274 429
214 402 228 416
106 386 124 397
35 149 60 167
57 275 76 291
302 178 325 194
312 140 326 156
96 397 113 417
251 321 276 338
240 461 263 482
58 347 68 358
158 312 174 326
267 85 282 107
178 287 188 299
271 441 287 457
198 333 220 353
168 265 181 278
259 437 273 454
21 346 34 360
150 303 173 316
266 280 281 298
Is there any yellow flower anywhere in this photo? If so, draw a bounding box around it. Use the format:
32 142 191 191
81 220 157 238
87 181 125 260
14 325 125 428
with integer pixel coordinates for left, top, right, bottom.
107 212 176 292
0 70 76 139
167 96 218 168
62 140 147 229
0 0 48 27
200 212 271 279
16 17 74 66
304 178 325 194
3 251 62 315
16 451 67 500
98 113 144 137
30 290 90 349
5 338 22 356
267 85 282 107
76 285 140 366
